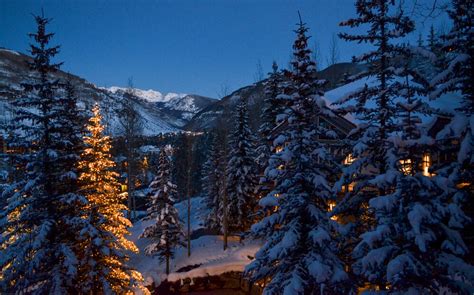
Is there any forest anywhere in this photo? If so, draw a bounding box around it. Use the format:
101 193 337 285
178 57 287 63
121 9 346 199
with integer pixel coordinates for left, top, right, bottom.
0 0 473 294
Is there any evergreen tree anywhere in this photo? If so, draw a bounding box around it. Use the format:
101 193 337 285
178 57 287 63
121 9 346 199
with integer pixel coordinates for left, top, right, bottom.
140 149 185 275
0 14 87 293
256 61 285 170
246 17 350 294
353 42 473 292
202 132 224 231
226 96 258 233
78 104 145 294
333 0 417 289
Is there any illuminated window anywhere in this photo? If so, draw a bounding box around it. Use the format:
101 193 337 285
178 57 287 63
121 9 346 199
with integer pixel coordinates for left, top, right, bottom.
274 193 280 198
121 184 127 192
328 201 336 211
341 182 355 192
328 201 338 221
277 164 284 170
343 154 354 165
275 146 283 153
422 153 431 177
399 158 412 175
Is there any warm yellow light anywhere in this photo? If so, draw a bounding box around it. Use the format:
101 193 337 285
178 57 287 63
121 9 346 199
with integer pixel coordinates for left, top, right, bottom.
457 182 471 189
399 158 412 175
343 153 354 165
341 182 355 192
328 201 336 211
422 153 431 177
328 201 338 221
275 146 283 153
277 165 284 170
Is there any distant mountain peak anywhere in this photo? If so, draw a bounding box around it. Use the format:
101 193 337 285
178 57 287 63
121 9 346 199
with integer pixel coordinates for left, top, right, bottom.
103 86 187 103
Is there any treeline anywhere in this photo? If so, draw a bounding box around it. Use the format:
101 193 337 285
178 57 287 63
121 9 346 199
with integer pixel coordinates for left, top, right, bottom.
201 1 473 294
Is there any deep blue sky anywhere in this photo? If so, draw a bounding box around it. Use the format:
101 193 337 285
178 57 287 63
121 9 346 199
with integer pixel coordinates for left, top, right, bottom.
1 0 449 98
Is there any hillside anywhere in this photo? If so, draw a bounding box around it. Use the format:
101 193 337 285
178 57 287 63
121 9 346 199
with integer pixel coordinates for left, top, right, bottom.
184 62 367 131
0 48 215 135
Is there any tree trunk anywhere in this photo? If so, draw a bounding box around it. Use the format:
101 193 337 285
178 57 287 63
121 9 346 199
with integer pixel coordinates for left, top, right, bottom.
187 192 191 257
166 255 170 275
127 151 134 220
223 174 228 251
186 137 193 257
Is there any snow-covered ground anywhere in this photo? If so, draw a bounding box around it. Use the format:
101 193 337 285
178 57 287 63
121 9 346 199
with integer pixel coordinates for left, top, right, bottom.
129 197 261 287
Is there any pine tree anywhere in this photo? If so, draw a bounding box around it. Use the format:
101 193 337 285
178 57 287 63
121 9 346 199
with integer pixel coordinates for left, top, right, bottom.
78 104 145 294
255 62 286 205
256 61 285 170
226 96 258 233
0 14 88 293
246 17 350 294
202 132 224 231
352 41 473 292
140 149 185 275
333 0 417 289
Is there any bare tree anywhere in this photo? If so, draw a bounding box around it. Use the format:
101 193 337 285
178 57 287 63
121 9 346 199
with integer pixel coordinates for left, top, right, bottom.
326 33 340 67
217 83 230 99
253 59 264 83
119 77 143 220
311 40 323 70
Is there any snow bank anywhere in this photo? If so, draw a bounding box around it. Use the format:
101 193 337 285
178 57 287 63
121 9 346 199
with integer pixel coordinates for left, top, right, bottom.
129 197 261 287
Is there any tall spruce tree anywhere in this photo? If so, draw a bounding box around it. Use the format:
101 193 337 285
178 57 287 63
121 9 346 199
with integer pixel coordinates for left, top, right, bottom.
352 40 473 292
333 0 416 289
140 149 185 275
428 0 474 289
0 14 88 293
256 61 285 170
202 132 224 231
246 17 350 294
226 96 258 233
78 105 145 294
255 62 285 204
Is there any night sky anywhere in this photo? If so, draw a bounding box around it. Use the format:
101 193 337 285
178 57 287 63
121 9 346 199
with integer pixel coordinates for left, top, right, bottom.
1 0 449 97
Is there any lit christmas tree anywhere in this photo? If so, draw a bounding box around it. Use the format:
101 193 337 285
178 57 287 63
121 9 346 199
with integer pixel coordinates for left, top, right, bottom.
78 104 146 294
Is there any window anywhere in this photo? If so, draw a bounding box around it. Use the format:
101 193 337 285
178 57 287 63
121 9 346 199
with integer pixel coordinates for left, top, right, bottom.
399 158 412 175
343 153 354 165
422 153 431 177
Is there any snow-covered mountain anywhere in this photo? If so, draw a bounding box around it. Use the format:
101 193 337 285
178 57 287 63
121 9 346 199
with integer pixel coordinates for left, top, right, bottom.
104 86 187 104
101 86 216 126
0 48 216 135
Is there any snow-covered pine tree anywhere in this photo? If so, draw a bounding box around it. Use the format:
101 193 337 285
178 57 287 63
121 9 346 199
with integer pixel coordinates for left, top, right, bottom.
246 17 351 294
226 96 258 233
256 61 285 170
202 132 224 231
431 0 473 200
255 62 286 205
0 14 89 293
351 40 473 292
333 0 417 288
78 104 145 294
140 148 185 275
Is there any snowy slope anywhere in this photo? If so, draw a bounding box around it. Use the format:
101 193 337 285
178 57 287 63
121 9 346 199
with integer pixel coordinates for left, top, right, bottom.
0 48 215 134
103 86 216 127
129 197 261 287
